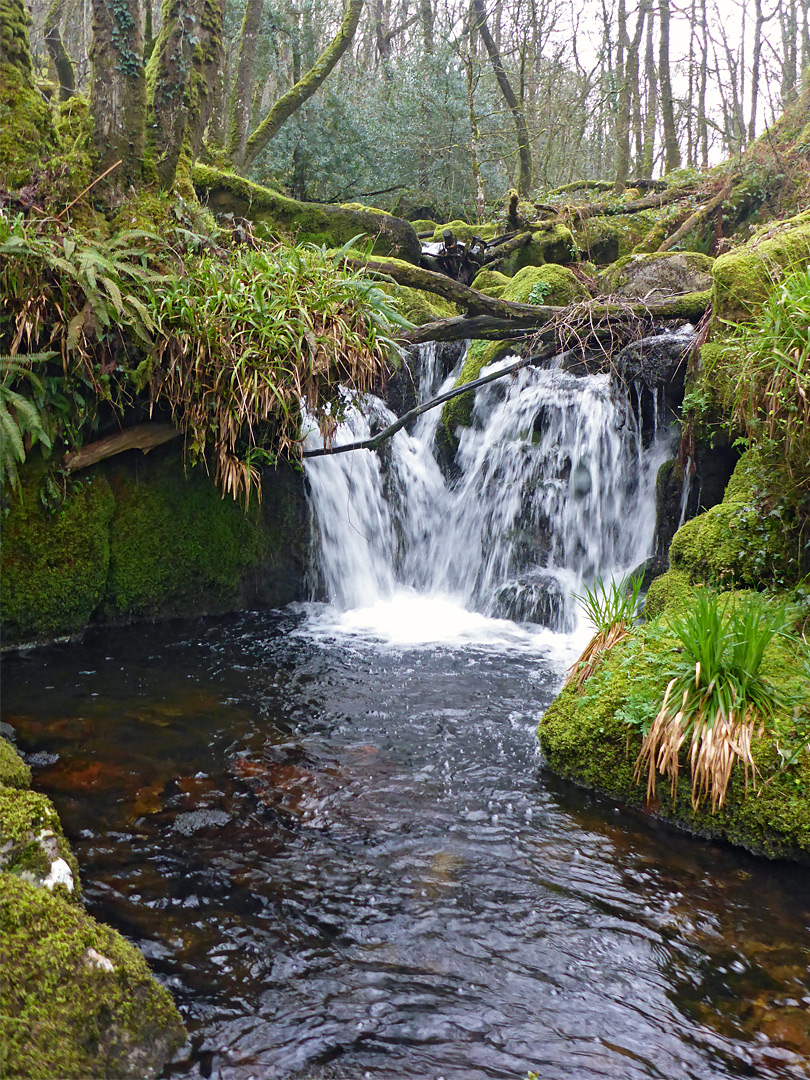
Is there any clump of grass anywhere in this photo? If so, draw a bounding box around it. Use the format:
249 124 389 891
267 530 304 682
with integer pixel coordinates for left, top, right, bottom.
727 264 810 489
635 590 793 811
567 572 644 687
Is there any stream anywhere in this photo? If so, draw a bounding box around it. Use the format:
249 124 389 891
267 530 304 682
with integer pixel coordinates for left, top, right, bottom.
2 342 809 1079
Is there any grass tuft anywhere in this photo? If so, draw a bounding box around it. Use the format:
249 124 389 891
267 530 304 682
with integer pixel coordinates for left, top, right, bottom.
566 573 643 687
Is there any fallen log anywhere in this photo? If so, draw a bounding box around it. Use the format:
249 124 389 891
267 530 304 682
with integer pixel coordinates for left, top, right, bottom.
656 178 736 252
397 291 712 345
63 423 182 472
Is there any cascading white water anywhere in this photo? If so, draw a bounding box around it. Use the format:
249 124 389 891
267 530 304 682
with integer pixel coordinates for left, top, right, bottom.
303 345 676 643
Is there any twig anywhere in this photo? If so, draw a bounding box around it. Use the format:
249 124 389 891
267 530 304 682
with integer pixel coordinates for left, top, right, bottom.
56 160 122 221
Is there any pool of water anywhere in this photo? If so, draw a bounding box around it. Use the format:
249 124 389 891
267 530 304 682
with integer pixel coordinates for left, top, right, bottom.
2 605 809 1080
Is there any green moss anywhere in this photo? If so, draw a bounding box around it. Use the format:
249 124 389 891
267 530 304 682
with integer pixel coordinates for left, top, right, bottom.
387 284 456 325
538 614 810 860
501 224 576 274
470 268 511 297
669 451 801 589
505 263 588 306
410 218 438 234
104 452 268 618
0 788 81 901
430 220 497 244
0 875 185 1078
192 165 421 262
713 210 810 323
573 212 655 263
440 340 516 438
0 0 55 189
0 740 31 790
643 568 695 619
1 469 115 647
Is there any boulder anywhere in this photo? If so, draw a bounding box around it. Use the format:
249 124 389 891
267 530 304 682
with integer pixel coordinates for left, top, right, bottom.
601 251 715 300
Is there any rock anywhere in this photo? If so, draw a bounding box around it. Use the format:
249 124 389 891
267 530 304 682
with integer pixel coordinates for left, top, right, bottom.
0 737 31 790
0 875 186 1078
573 212 656 264
0 787 81 901
712 209 810 322
500 224 576 274
601 251 715 299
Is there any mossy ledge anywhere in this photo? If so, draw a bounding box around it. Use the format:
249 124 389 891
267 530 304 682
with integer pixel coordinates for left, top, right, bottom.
192 165 422 262
1 447 308 650
538 597 810 862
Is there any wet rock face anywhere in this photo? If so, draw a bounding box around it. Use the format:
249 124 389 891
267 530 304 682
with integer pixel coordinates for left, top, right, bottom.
601 251 715 299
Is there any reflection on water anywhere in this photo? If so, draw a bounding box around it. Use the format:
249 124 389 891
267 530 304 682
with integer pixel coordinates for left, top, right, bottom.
2 609 810 1080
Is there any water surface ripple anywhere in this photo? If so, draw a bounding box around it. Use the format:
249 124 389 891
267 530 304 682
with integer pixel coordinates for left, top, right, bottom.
3 609 809 1080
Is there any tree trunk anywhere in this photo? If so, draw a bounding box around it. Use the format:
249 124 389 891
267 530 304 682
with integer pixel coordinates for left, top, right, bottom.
146 0 226 189
658 0 681 171
641 10 657 177
45 0 75 99
614 0 649 193
471 0 532 197
419 0 434 53
242 0 364 170
227 0 264 165
90 0 145 188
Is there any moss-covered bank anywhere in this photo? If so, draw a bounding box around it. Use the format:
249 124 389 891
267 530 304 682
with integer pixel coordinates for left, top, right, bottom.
0 739 185 1078
1 446 307 649
538 583 810 861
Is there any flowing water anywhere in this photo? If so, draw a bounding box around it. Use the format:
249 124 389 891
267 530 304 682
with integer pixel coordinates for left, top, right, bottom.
2 344 809 1080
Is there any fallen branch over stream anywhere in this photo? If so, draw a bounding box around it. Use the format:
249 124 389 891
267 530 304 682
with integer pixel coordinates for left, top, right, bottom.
63 423 182 471
303 343 568 457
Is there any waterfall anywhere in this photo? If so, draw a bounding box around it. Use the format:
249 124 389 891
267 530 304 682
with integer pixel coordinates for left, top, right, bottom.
303 345 675 636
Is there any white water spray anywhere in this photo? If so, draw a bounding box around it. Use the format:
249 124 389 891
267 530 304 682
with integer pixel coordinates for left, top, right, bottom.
302 346 675 647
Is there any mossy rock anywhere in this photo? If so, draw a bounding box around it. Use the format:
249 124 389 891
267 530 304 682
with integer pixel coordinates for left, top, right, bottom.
500 224 576 274
0 787 80 901
601 251 714 298
439 265 588 444
712 209 810 323
0 470 115 648
0 739 31 790
386 283 456 325
104 452 269 619
538 612 810 861
410 218 439 234
573 212 656 264
430 220 498 244
0 0 56 189
439 339 516 437
0 874 185 1078
669 451 801 590
192 166 422 263
505 264 589 306
470 268 511 298
642 568 695 620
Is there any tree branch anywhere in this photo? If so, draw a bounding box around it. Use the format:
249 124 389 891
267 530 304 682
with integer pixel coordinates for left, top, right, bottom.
63 423 181 472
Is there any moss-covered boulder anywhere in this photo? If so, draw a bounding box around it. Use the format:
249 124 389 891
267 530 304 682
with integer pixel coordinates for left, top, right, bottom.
0 874 185 1078
538 611 810 861
1 472 116 647
192 166 422 263
500 224 576 274
0 787 80 901
387 284 456 325
440 265 587 442
601 251 715 299
0 739 31 790
410 218 439 234
430 220 498 244
669 452 801 590
713 210 810 323
573 212 656 264
470 268 511 297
